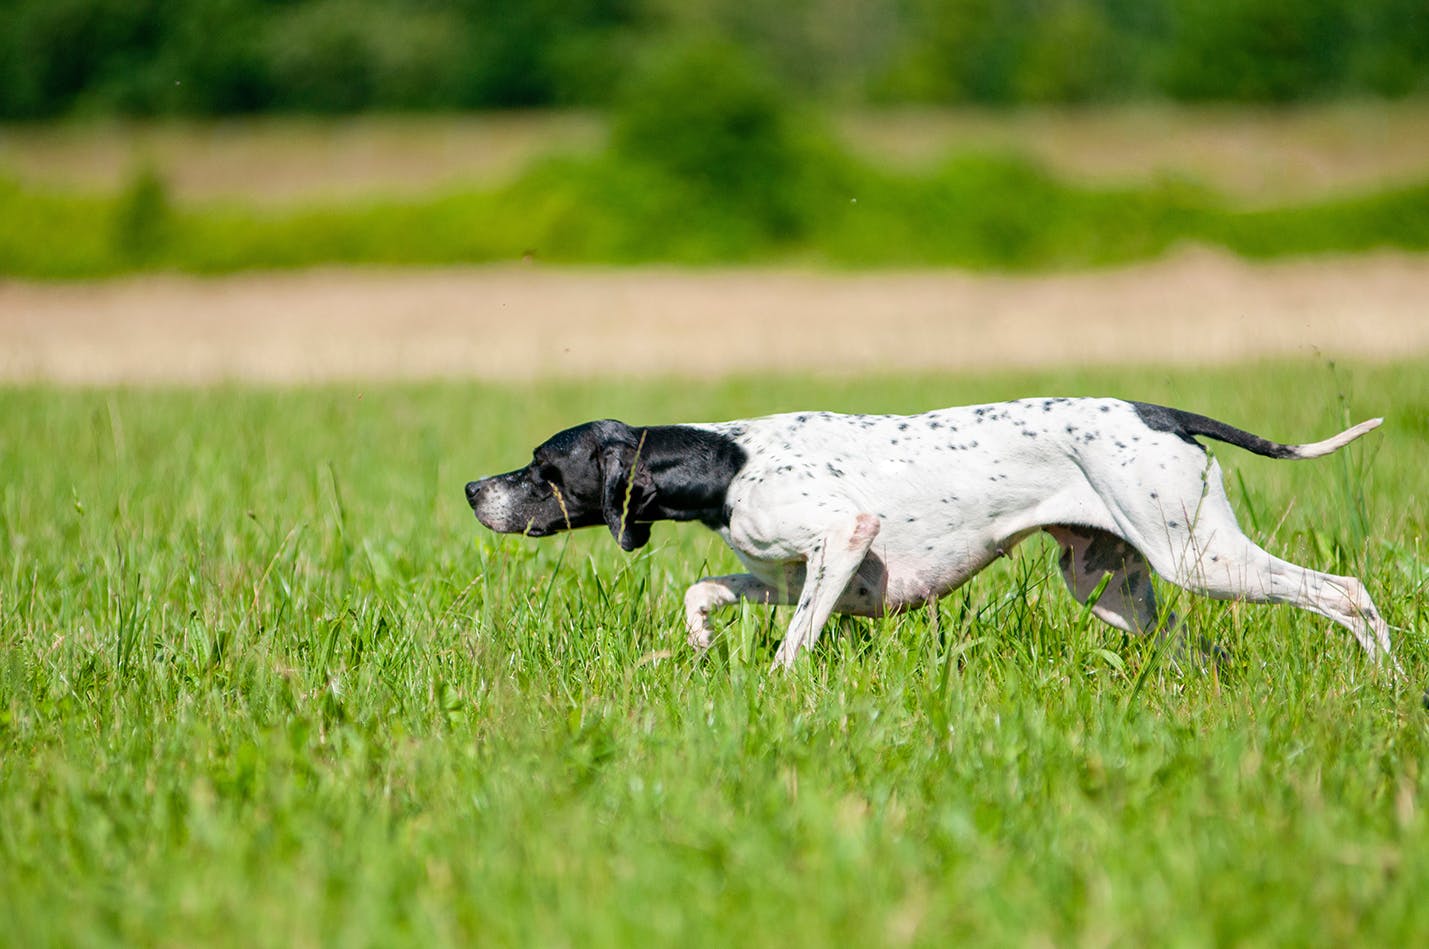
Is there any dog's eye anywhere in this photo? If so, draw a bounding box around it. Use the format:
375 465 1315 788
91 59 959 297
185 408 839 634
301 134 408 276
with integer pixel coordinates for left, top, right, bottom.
534 463 562 485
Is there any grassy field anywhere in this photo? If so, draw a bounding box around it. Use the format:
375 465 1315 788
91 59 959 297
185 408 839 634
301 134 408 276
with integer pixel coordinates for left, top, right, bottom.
4 104 1429 278
2 360 1427 946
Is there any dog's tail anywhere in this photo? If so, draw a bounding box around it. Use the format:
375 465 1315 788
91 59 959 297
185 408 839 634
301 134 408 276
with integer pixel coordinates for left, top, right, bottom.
1132 402 1383 460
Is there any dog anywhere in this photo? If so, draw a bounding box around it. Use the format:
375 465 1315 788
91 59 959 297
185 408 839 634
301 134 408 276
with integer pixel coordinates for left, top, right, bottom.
465 399 1393 671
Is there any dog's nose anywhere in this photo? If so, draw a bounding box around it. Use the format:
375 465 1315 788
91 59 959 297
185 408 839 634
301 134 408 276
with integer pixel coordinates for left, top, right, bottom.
465 480 482 505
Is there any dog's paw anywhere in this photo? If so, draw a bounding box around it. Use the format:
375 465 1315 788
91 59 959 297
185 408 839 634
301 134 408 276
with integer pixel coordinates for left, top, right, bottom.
686 625 714 651
683 585 719 651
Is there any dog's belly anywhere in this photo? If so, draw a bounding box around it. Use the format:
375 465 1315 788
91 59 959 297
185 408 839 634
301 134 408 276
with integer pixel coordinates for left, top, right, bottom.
875 529 1035 609
731 528 1031 616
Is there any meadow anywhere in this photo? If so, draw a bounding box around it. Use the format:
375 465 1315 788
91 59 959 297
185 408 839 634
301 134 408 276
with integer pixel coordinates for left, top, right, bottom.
3 360 1427 946
4 102 1429 279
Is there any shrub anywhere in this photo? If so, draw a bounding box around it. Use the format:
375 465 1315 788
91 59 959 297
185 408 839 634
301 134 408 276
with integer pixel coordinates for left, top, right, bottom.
111 165 172 263
610 38 847 242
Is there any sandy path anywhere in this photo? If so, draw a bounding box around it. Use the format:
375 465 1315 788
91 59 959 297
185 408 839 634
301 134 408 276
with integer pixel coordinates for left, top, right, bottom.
1 250 1426 384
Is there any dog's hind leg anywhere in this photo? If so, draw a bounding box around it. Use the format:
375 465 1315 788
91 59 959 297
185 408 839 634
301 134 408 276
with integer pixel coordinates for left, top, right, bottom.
1043 525 1234 666
1114 458 1394 665
1163 530 1392 664
1045 526 1174 636
684 574 787 650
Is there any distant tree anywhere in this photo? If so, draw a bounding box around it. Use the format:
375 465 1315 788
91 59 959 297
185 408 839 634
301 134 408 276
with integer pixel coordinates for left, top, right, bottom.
0 0 164 116
1014 1 1120 102
0 0 1423 116
1342 0 1429 96
1160 0 1353 101
263 0 467 111
644 0 904 102
612 38 839 238
452 0 644 107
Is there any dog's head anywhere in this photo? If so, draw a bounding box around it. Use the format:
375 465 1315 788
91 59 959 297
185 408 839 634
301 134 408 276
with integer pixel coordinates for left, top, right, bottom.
465 420 656 551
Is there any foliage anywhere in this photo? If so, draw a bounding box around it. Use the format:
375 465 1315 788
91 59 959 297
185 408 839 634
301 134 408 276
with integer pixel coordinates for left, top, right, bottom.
5 42 1427 277
3 148 1428 277
110 164 173 263
1 0 1426 117
2 362 1427 945
611 39 844 241
0 0 645 117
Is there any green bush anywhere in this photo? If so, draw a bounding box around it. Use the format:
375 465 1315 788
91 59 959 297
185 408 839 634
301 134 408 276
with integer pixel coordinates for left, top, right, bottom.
611 39 848 243
111 165 172 263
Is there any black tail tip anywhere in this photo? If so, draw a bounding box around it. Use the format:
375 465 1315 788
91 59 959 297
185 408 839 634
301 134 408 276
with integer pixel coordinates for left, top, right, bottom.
1422 688 1429 713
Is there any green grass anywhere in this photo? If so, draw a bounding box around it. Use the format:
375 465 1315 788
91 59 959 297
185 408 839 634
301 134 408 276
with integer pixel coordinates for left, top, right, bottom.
4 150 1429 278
3 361 1428 946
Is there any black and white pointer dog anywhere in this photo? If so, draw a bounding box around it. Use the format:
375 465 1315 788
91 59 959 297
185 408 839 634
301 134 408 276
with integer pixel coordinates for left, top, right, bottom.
465 399 1393 670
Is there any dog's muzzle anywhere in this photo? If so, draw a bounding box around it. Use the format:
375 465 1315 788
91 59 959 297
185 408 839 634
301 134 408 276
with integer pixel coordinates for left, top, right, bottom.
465 478 502 528
466 476 532 534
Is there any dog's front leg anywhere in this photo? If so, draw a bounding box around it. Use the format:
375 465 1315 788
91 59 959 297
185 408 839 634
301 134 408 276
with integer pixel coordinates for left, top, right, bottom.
772 513 881 670
684 574 787 650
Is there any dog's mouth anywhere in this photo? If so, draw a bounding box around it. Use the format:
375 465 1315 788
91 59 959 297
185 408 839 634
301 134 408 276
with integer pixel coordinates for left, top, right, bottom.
468 498 561 538
468 471 585 538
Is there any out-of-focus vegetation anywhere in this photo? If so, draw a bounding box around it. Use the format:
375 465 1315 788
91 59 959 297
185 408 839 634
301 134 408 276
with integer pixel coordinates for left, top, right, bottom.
3 41 1428 278
12 155 1427 277
8 107 1428 207
2 0 1427 119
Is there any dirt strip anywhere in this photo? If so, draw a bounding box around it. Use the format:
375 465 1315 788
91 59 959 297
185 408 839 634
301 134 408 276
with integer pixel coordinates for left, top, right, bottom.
1 250 1426 384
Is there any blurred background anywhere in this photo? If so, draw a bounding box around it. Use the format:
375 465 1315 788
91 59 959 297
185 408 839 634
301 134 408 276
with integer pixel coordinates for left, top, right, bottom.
4 0 1426 116
1 0 1426 380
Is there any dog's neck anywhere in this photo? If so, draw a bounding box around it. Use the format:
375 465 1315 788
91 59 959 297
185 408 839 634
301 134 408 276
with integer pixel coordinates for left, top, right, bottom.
632 425 748 529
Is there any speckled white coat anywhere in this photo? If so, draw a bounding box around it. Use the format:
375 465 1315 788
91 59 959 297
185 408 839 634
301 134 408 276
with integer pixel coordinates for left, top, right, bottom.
681 398 1390 670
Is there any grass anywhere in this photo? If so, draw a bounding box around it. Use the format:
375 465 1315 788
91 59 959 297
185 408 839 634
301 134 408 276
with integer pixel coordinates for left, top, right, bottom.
3 153 1429 279
2 360 1428 945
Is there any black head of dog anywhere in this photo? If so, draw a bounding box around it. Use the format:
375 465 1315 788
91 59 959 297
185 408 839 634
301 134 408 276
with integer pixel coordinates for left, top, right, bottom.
465 420 746 551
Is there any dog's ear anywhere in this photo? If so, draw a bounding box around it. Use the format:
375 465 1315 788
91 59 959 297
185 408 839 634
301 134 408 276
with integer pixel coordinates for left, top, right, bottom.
598 430 654 551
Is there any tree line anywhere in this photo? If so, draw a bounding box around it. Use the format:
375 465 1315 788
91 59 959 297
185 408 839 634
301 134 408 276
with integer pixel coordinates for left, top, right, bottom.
2 0 1425 118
